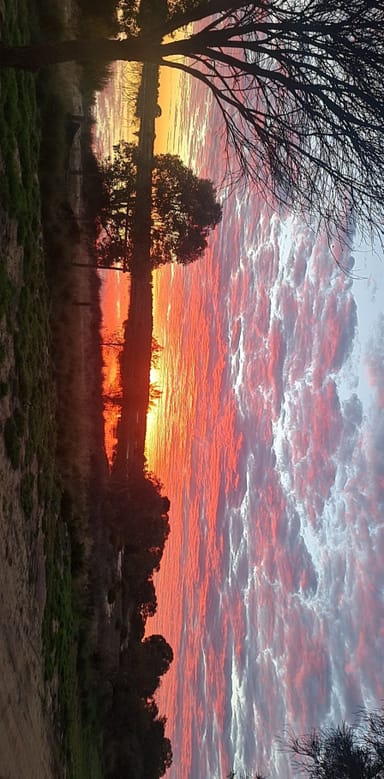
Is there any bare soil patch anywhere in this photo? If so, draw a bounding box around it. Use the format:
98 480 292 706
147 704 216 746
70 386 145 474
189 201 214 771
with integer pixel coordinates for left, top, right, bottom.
0 209 58 778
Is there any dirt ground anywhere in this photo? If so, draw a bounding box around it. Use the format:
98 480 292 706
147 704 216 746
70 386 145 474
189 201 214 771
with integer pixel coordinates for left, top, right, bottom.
0 464 57 778
0 66 89 778
0 209 58 777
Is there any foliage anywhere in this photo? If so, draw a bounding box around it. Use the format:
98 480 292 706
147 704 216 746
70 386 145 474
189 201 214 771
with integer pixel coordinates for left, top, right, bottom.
142 633 174 675
77 0 119 37
149 381 162 408
97 141 138 269
285 709 384 778
119 0 141 35
151 335 163 368
151 152 222 265
4 0 384 234
99 468 174 774
107 470 171 558
119 0 205 35
98 471 174 776
98 141 222 268
102 691 172 778
153 0 384 236
227 773 266 779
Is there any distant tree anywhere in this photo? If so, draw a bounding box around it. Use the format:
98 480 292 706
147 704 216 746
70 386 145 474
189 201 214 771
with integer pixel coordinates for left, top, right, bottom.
142 634 174 677
112 500 170 555
143 719 173 778
102 326 124 350
149 382 162 408
97 142 138 270
104 683 172 778
285 709 384 778
227 770 267 778
151 336 163 368
136 577 158 620
122 634 173 698
98 141 222 269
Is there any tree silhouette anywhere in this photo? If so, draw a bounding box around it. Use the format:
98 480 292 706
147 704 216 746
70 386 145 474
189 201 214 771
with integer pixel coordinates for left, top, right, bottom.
227 771 267 779
285 709 384 778
98 141 222 268
2 0 384 230
142 718 173 778
142 634 174 677
151 336 163 368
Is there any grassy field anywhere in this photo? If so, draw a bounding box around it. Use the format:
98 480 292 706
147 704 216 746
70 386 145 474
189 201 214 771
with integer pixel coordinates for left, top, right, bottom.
0 0 106 776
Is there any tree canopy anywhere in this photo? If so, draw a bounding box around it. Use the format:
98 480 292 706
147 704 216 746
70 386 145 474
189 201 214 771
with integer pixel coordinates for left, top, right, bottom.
2 0 384 231
98 141 222 269
285 709 384 778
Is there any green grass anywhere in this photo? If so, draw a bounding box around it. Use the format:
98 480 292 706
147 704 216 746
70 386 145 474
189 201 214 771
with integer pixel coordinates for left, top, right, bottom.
0 1 104 776
42 492 103 779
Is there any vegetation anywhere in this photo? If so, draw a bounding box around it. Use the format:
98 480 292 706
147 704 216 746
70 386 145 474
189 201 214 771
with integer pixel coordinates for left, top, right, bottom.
284 708 384 778
0 1 104 776
227 772 266 779
98 141 222 269
100 469 174 777
0 0 173 777
227 709 384 779
1 0 384 235
3 0 383 777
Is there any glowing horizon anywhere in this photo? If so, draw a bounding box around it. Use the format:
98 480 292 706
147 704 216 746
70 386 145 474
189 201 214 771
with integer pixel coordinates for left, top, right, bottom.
140 75 384 779
97 61 384 779
98 62 181 463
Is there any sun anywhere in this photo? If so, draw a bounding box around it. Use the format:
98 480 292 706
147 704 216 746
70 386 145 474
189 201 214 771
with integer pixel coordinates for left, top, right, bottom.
145 364 163 459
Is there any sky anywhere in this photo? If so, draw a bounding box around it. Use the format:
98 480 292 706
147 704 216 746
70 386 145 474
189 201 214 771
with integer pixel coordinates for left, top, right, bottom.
97 63 384 779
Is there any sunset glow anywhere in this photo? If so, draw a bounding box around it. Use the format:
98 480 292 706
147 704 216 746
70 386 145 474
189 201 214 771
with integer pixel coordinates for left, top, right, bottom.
97 63 181 463
97 60 384 779
145 363 164 458
100 265 130 461
141 77 384 779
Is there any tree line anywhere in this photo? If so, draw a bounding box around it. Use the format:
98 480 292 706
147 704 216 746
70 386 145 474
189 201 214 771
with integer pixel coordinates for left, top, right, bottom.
76 126 175 778
98 469 174 778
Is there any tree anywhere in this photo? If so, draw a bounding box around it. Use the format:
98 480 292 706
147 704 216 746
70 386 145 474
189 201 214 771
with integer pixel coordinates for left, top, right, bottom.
142 719 173 778
2 0 384 232
98 141 222 269
227 772 267 779
123 633 174 698
142 634 174 677
149 382 162 407
151 336 163 368
97 142 138 270
151 153 222 265
136 577 158 620
284 709 384 778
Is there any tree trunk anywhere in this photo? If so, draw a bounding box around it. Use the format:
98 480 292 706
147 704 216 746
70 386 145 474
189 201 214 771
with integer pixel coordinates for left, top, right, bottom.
0 37 160 71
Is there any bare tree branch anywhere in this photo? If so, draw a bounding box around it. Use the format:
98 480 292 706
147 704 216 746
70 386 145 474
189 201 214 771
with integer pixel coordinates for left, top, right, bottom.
2 0 384 233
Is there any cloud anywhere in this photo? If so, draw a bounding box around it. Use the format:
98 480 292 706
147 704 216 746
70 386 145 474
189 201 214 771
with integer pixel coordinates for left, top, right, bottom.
366 314 384 407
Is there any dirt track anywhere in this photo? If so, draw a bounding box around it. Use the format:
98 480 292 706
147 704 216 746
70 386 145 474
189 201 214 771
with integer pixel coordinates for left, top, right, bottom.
0 65 85 779
0 205 58 777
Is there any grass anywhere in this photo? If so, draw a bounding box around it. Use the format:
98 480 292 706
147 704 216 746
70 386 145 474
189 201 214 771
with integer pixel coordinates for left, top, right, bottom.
42 499 91 776
0 1 105 777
